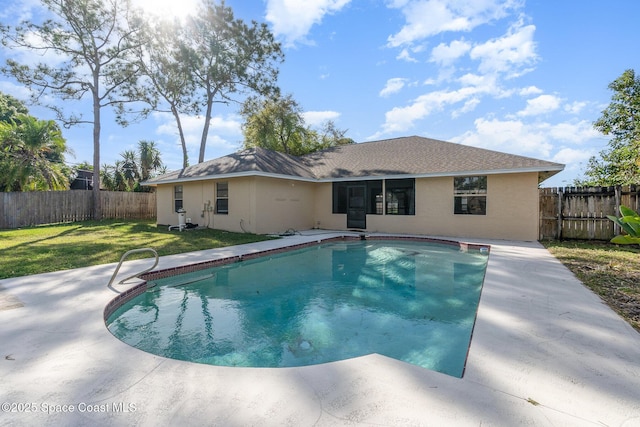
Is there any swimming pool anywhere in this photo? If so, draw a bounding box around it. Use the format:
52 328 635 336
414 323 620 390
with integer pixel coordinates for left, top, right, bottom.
106 238 489 378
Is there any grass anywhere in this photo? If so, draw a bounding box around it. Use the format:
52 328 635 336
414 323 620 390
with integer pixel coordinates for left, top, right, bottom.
541 240 640 332
0 220 275 280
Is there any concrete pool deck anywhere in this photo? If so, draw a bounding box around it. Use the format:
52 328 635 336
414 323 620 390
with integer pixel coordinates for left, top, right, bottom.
1 232 639 426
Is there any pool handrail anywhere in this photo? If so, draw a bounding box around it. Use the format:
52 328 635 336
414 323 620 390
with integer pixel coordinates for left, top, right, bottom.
107 248 159 289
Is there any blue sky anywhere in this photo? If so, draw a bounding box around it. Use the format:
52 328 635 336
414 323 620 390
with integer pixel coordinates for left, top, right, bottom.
1 0 639 187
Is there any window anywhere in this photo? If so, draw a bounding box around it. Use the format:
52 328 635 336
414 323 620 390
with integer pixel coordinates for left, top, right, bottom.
332 181 383 214
174 185 183 212
332 180 413 215
367 181 383 214
454 176 487 215
215 182 228 214
385 179 415 215
332 182 348 213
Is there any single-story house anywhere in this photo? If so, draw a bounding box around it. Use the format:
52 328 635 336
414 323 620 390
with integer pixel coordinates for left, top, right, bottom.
143 136 564 241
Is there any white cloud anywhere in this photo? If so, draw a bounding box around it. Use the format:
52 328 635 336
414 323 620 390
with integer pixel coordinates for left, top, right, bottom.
517 94 562 117
469 19 537 75
457 72 503 95
154 112 242 150
0 0 40 22
550 146 600 185
374 17 541 138
396 48 418 62
452 98 480 118
429 39 472 66
379 78 409 97
377 86 484 134
552 147 594 165
519 85 543 96
546 120 600 143
265 0 351 47
451 117 601 160
0 81 32 101
564 101 588 114
453 117 553 157
387 0 522 47
303 110 341 126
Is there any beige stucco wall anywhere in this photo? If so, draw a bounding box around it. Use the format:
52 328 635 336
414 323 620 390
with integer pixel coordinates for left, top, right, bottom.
252 177 316 234
156 172 540 240
155 176 316 235
314 173 540 241
156 181 217 229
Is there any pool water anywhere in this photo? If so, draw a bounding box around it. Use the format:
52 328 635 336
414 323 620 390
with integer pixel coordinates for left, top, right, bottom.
106 240 488 377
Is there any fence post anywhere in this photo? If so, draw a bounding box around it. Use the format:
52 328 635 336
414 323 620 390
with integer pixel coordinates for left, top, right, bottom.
557 187 563 239
614 185 621 236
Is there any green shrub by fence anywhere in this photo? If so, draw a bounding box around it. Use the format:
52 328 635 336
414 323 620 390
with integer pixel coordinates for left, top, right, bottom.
0 190 156 229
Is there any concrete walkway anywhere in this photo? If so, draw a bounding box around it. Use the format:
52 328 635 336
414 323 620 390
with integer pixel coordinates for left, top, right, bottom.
1 233 639 426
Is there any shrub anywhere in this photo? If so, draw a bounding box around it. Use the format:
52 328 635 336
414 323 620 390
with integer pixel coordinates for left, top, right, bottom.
608 206 640 245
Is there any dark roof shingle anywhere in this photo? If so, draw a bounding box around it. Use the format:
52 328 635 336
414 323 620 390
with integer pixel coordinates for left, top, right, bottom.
305 136 563 180
144 136 564 185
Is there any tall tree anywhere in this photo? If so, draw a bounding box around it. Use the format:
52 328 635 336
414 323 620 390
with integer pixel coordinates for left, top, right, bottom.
0 113 70 191
241 94 353 155
175 0 283 164
0 0 145 218
136 0 283 167
318 120 355 147
582 69 640 185
136 17 194 168
241 94 307 155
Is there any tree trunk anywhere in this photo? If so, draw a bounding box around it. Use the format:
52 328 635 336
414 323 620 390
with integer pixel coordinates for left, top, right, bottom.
92 80 102 220
198 87 215 164
171 104 189 169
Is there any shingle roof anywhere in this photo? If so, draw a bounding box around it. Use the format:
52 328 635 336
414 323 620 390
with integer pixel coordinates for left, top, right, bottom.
144 147 316 184
144 136 564 185
305 136 564 180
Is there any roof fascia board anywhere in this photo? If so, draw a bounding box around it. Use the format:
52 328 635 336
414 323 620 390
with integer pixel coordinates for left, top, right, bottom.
314 166 564 182
141 171 317 186
142 165 563 186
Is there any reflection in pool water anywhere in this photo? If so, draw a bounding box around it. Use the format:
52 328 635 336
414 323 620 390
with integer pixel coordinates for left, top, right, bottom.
106 240 488 377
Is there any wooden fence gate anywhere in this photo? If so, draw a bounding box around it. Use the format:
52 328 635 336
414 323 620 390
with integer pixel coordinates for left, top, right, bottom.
539 185 640 240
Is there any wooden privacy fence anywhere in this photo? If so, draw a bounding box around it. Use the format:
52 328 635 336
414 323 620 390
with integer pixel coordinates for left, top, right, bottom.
539 185 640 240
0 190 156 229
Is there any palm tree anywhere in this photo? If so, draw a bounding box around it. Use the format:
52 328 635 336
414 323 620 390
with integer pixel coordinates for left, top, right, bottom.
120 149 139 190
99 140 164 191
0 114 69 191
100 164 115 191
112 160 130 191
138 140 163 182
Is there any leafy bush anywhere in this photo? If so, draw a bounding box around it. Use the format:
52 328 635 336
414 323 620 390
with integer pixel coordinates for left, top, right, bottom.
608 206 640 244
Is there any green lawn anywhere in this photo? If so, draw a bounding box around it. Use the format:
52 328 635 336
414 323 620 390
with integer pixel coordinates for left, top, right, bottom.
0 220 275 280
542 240 640 332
